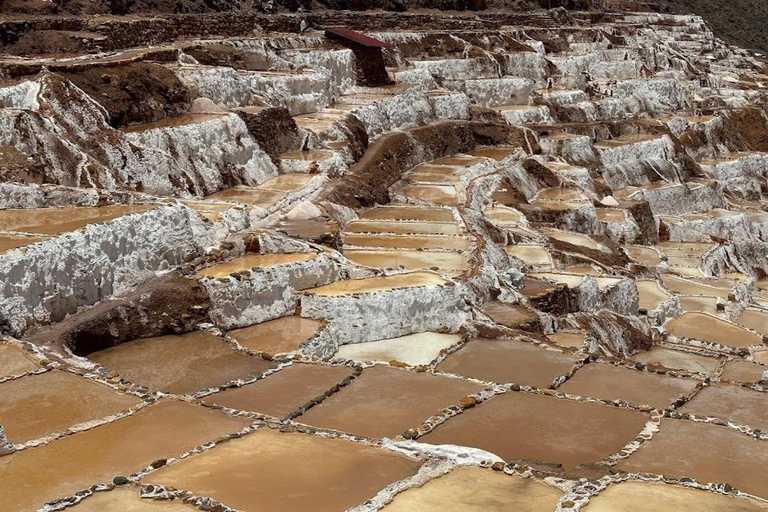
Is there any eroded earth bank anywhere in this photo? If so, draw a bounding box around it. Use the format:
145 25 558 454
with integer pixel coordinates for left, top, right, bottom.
2 2 768 511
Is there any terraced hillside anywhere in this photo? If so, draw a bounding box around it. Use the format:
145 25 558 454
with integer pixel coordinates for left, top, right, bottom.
2 4 768 512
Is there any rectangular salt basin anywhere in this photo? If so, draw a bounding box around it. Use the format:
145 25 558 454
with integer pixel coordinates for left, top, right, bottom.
197 252 316 278
0 205 155 235
358 206 455 222
206 188 284 208
0 234 45 254
334 332 462 366
421 391 648 470
343 250 469 272
0 370 142 444
87 331 274 394
617 419 768 499
665 312 761 348
0 400 249 511
122 113 225 132
345 220 461 236
303 271 448 296
145 427 421 512
399 184 459 206
343 234 470 251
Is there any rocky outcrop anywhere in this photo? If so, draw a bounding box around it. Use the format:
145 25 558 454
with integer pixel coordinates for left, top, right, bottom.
0 205 201 336
23 272 210 356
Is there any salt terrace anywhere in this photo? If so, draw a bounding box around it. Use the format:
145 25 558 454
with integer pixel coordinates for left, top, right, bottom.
3 0 768 510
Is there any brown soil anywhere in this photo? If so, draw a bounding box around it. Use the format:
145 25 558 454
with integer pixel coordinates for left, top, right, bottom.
60 63 191 128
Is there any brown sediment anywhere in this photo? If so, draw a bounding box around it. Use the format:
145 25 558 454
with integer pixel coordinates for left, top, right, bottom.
636 281 671 311
145 427 422 512
624 246 662 266
720 360 768 383
481 302 542 332
358 206 455 222
345 220 461 235
343 250 470 272
67 486 196 511
206 188 284 208
736 309 768 336
631 347 720 374
0 234 45 254
296 365 483 438
504 244 553 266
88 331 275 394
680 383 768 431
0 343 40 378
343 234 470 250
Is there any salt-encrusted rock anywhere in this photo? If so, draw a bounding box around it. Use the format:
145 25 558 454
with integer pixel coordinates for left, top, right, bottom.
0 205 201 336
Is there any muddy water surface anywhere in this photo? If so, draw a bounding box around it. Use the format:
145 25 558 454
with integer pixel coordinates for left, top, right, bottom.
196 252 315 278
145 428 421 512
0 370 142 444
345 220 460 235
226 316 322 355
344 249 469 272
559 363 698 409
681 383 768 430
584 481 768 512
383 466 562 512
0 343 39 378
422 391 648 469
0 205 155 235
437 338 578 388
204 363 354 418
632 347 719 374
0 400 248 511
304 271 447 296
665 312 761 348
296 365 483 438
617 419 768 499
88 331 275 394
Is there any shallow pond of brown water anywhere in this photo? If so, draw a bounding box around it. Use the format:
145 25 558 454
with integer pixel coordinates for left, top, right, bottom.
421 391 648 470
203 363 354 418
437 338 578 388
145 427 422 512
88 331 274 394
0 370 142 444
559 363 698 409
0 400 248 511
382 466 562 512
196 252 315 278
296 365 483 438
0 205 155 235
226 316 322 356
617 419 768 499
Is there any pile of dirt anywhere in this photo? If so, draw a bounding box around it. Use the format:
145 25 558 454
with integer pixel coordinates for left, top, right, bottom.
4 31 90 56
60 63 191 128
